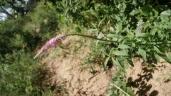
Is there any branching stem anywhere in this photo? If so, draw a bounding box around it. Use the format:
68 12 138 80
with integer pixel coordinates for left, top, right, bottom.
110 84 130 96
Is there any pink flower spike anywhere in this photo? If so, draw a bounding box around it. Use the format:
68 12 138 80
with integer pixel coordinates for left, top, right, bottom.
97 33 103 39
34 34 66 59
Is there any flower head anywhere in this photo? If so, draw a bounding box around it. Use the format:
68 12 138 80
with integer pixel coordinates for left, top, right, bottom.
136 20 144 34
97 33 104 39
137 20 144 27
34 34 66 59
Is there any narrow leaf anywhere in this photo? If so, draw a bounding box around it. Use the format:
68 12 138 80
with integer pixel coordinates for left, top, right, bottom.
154 46 171 63
118 44 130 49
107 34 115 37
128 58 134 67
112 58 125 72
104 57 110 69
136 33 150 37
127 87 135 96
118 22 122 33
154 46 163 54
154 53 160 63
113 51 128 56
158 53 171 63
95 40 99 49
168 52 171 61
138 48 147 62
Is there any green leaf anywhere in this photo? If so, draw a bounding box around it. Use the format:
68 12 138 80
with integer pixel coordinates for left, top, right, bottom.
154 46 164 54
166 22 171 29
127 87 135 96
75 26 82 33
112 37 118 41
138 48 147 62
121 81 126 90
154 53 160 63
140 5 158 18
88 29 98 33
113 51 128 56
143 22 151 30
47 2 53 9
159 53 171 63
109 48 115 55
118 44 130 49
160 10 171 16
104 57 110 69
112 58 125 72
168 52 171 61
98 18 105 27
136 33 150 38
120 91 126 96
59 15 65 23
128 58 134 67
156 78 161 82
118 22 122 34
118 3 126 11
130 9 140 16
114 90 118 95
95 40 99 49
154 46 171 63
107 34 115 37
115 22 122 34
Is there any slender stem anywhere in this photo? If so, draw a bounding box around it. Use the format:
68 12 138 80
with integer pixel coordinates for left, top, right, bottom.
66 34 171 46
66 34 118 42
110 84 130 96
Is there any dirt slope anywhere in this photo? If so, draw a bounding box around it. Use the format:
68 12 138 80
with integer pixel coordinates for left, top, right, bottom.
41 34 171 96
127 58 171 96
42 36 115 96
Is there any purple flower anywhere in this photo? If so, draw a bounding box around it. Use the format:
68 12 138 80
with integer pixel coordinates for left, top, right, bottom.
97 33 103 39
34 34 66 59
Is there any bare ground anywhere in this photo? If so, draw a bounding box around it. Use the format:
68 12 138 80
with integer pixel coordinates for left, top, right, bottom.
41 35 171 96
127 58 171 96
42 36 115 96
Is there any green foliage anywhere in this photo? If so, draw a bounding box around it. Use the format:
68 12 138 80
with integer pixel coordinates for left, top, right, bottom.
0 50 53 96
52 0 171 95
108 70 135 96
1 0 171 95
0 1 61 56
0 17 41 56
0 2 63 95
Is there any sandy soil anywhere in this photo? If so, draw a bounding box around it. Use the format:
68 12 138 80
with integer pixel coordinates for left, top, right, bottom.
127 58 171 96
41 34 171 96
42 36 115 96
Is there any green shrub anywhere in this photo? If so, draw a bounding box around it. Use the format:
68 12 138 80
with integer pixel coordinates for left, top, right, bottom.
1 0 171 95
0 50 52 96
53 0 171 95
0 2 62 95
